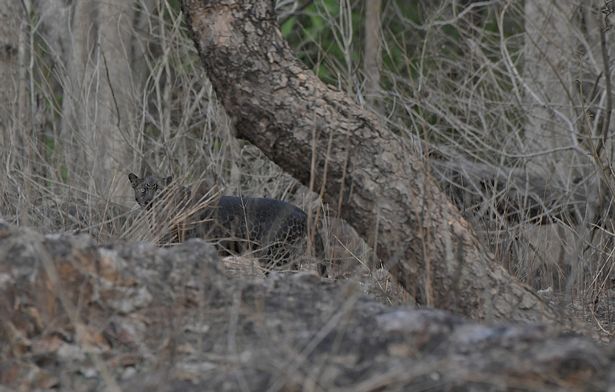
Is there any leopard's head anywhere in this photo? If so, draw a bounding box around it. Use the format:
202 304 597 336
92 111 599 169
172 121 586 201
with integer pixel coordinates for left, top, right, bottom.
128 172 173 208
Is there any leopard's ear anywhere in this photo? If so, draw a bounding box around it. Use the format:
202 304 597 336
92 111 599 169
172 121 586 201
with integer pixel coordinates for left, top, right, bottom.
164 176 173 186
128 173 140 188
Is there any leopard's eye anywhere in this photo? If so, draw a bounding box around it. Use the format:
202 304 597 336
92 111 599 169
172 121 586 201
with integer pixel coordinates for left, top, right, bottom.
139 187 146 193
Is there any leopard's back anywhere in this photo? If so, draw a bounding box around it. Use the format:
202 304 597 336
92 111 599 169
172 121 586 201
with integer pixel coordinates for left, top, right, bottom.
215 196 307 242
129 172 323 271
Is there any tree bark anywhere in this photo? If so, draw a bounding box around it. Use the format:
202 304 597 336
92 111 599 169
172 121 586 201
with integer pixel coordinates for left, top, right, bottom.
0 0 31 224
181 0 558 323
363 0 382 108
523 1 577 172
92 0 138 201
55 0 139 203
0 0 20 211
0 1 20 139
522 2 586 208
0 1 21 168
522 1 601 293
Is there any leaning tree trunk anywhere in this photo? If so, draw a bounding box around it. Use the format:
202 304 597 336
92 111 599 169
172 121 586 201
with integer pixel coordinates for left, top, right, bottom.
181 0 557 323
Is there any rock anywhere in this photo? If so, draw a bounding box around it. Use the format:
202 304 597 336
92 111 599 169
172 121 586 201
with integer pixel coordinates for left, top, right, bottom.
0 221 612 391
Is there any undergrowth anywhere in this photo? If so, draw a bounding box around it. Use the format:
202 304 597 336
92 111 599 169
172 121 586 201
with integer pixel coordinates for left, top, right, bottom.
0 0 614 338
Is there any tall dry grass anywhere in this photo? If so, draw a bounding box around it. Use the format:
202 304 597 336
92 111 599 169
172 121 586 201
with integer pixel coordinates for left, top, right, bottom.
1 0 614 334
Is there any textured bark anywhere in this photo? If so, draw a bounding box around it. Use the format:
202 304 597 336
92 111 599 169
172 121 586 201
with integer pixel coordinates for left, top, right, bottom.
0 2 20 126
92 0 137 201
363 0 382 107
523 1 577 171
58 0 95 190
522 2 599 293
0 0 31 223
0 0 20 175
180 1 559 323
57 0 139 203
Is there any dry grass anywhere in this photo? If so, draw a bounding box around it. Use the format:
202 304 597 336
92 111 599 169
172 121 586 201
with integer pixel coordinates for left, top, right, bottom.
1 0 615 339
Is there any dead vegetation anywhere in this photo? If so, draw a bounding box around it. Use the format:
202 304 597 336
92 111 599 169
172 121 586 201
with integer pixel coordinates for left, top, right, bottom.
1 0 615 389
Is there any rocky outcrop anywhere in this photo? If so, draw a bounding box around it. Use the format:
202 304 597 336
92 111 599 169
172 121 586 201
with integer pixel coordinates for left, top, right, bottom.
0 221 612 391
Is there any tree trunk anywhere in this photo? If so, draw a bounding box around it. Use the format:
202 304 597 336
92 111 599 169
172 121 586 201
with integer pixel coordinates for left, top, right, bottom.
92 0 138 201
181 0 558 323
522 1 600 293
363 0 382 108
523 1 580 191
0 1 20 145
57 0 139 203
0 0 31 224
0 0 20 210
